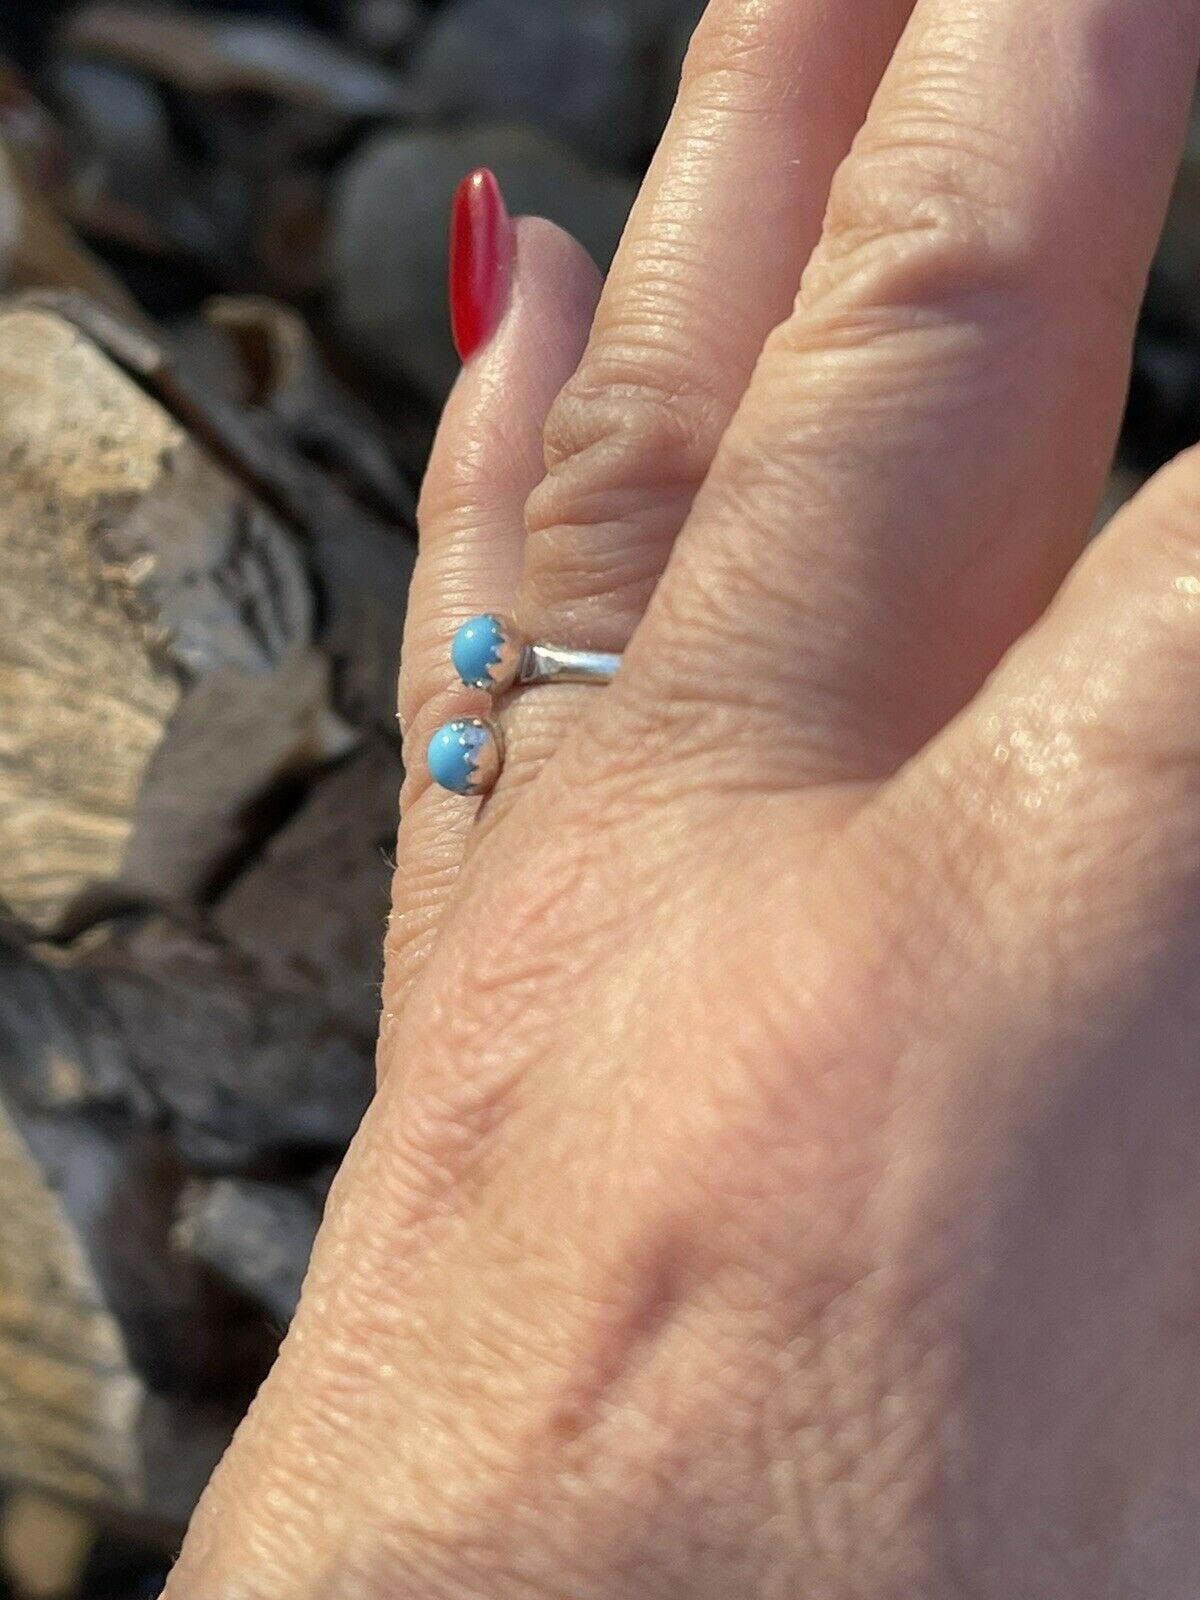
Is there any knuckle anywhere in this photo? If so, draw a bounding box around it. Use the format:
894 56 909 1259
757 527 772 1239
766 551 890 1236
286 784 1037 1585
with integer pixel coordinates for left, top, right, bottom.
677 0 798 111
797 98 1141 344
524 358 718 624
800 121 1040 325
536 356 718 498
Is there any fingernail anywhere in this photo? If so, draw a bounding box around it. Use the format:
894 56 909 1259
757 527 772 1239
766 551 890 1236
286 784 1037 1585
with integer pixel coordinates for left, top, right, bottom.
428 718 503 795
450 168 515 362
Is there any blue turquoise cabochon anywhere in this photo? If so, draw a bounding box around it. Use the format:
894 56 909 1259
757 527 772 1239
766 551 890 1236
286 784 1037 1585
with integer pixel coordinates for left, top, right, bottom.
427 720 491 794
452 614 507 690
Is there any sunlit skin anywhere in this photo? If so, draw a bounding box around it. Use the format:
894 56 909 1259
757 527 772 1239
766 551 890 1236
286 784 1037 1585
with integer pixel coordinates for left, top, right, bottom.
166 1 1200 1595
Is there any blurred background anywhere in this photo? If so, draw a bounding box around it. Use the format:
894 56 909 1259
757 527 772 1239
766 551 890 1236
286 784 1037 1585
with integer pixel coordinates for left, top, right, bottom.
0 1 1194 1595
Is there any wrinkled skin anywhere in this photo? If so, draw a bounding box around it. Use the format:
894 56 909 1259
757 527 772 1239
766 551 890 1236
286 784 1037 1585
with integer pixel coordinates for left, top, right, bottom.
166 1 1200 1595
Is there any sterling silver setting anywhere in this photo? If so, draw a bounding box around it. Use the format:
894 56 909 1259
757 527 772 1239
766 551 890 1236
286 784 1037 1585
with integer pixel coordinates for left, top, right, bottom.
517 642 622 689
430 615 622 795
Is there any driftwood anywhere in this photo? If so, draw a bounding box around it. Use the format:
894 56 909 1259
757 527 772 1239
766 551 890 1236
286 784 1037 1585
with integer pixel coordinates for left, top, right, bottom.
0 303 333 937
0 296 413 1531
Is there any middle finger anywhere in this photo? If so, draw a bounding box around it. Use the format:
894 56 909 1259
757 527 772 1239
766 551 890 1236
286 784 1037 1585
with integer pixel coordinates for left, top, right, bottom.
515 0 916 656
620 0 1200 791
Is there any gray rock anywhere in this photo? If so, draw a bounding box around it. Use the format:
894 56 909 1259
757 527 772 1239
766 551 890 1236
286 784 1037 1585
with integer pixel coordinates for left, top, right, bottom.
50 59 173 176
610 0 711 25
652 0 707 139
346 0 426 60
410 0 654 169
174 1178 321 1325
332 124 637 400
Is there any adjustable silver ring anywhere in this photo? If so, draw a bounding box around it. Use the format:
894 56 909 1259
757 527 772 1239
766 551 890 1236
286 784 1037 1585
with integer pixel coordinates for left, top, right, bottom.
518 642 622 689
427 614 621 795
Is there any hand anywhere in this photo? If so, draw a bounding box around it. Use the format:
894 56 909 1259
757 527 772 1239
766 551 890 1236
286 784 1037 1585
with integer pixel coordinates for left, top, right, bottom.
165 1 1200 1594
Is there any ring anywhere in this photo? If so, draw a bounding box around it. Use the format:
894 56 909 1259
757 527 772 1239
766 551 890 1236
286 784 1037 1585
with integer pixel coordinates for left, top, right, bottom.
427 614 621 795
426 717 504 796
450 613 621 694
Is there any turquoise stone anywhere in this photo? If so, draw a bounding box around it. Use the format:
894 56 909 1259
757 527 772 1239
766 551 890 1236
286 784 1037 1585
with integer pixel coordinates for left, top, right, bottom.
452 614 506 690
427 720 488 794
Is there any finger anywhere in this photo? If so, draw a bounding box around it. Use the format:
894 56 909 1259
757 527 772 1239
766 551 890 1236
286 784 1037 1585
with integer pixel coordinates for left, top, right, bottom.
456 0 913 830
778 454 1200 1579
514 0 915 651
622 0 1200 792
382 205 601 1039
847 441 1200 1180
863 439 1200 983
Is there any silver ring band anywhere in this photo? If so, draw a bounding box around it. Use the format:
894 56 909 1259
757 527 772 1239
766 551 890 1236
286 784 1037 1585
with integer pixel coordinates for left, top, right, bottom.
519 643 621 688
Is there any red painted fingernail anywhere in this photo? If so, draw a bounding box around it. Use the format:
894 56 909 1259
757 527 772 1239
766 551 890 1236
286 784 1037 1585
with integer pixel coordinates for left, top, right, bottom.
450 168 515 362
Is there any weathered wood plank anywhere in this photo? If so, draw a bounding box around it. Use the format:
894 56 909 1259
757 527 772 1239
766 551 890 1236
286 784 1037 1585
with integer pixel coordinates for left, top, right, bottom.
0 305 332 937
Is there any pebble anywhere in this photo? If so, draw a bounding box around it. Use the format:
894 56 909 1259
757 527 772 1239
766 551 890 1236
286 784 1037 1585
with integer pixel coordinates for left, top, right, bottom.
409 0 654 169
50 58 173 175
651 0 707 139
345 0 424 60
